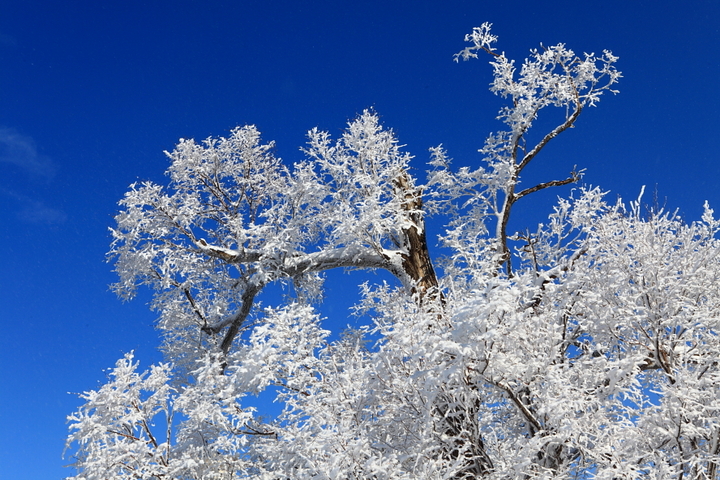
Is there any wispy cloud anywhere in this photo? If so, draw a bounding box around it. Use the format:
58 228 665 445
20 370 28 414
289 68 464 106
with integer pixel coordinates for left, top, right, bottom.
0 128 66 225
0 127 57 180
17 196 67 225
0 188 67 225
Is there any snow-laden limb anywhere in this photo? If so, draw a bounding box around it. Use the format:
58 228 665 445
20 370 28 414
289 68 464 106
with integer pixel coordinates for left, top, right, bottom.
66 304 332 479
453 22 499 62
108 110 431 364
560 194 720 477
433 25 620 276
64 353 174 479
69 23 720 480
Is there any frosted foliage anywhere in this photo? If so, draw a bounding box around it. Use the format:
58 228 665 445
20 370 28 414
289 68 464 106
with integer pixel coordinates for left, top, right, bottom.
67 24 720 479
108 111 420 364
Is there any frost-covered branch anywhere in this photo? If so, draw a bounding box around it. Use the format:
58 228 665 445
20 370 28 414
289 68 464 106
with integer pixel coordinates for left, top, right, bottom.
108 111 437 361
441 23 621 276
69 22 720 480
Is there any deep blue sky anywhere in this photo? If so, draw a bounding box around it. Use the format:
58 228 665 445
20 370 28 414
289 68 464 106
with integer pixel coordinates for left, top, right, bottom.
1 1 718 478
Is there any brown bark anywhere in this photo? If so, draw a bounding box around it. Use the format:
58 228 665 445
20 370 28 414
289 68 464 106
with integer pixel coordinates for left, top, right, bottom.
392 170 440 297
394 170 492 477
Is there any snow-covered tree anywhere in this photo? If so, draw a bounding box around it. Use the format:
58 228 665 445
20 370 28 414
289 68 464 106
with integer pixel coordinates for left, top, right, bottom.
66 24 720 479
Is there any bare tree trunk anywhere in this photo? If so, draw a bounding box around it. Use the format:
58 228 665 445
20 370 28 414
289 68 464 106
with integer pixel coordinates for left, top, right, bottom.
393 171 440 297
434 394 493 477
394 171 493 477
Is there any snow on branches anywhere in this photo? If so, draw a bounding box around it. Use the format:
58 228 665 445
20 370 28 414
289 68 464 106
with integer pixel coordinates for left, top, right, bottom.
67 24 720 480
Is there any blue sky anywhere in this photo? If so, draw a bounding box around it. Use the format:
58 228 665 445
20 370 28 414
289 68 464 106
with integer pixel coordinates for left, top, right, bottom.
1 1 718 478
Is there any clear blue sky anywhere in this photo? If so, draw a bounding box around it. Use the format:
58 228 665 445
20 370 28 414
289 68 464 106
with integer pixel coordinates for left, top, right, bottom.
1 1 718 478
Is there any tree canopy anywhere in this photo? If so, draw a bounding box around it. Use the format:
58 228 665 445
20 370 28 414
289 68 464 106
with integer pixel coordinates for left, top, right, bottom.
66 24 720 479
